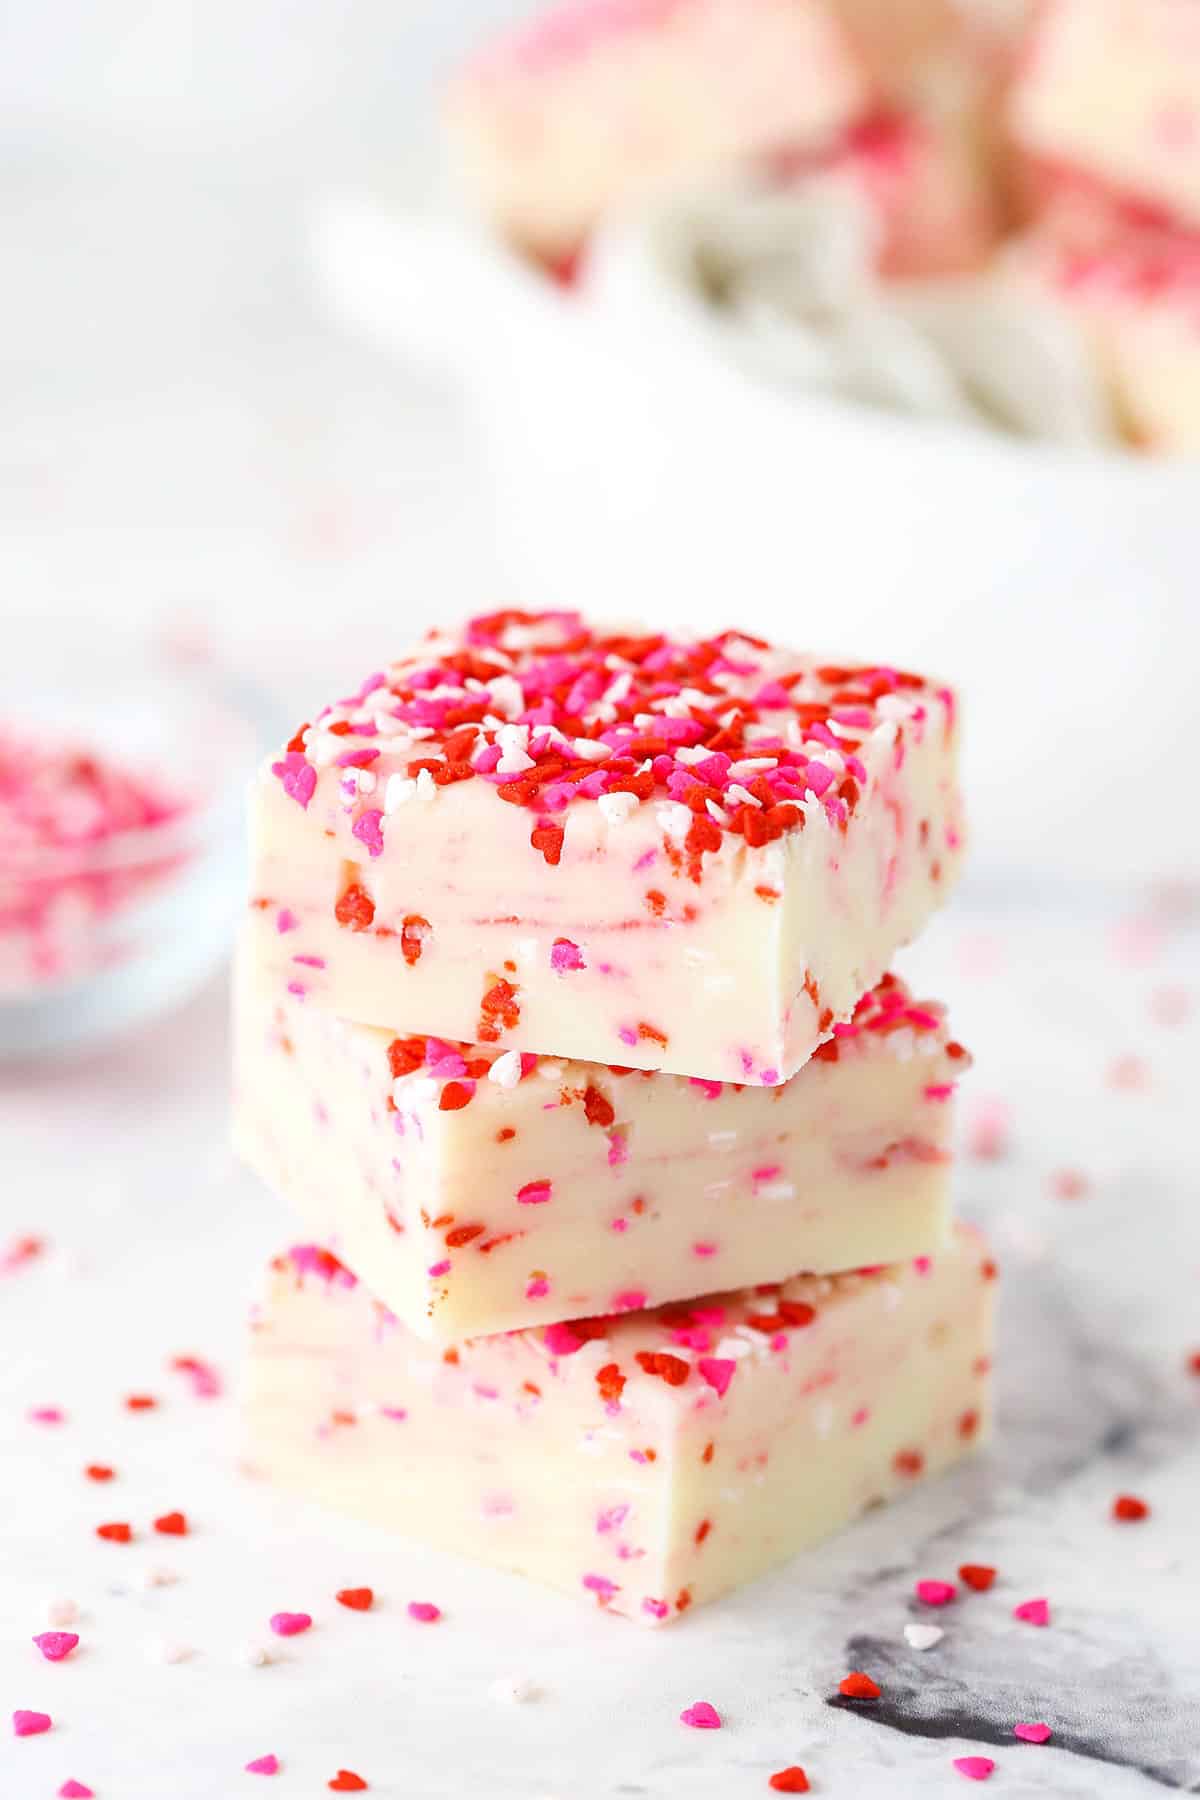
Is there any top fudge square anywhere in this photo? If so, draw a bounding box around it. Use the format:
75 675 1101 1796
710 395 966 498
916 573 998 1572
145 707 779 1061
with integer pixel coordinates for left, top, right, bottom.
249 611 963 1083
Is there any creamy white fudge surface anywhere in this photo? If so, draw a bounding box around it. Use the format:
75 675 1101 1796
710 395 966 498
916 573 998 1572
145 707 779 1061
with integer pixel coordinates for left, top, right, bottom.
1011 0 1200 231
235 957 967 1340
242 1226 995 1626
443 0 869 262
249 612 963 1083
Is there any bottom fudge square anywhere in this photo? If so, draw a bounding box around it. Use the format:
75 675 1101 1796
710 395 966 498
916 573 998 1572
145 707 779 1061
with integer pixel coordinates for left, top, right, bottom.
242 1226 995 1625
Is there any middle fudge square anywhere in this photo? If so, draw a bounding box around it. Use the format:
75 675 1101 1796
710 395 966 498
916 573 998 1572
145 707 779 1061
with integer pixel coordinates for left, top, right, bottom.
234 956 968 1341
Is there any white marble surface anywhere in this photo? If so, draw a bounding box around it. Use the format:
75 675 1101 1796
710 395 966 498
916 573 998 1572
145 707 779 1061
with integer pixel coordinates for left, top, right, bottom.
2 890 1198 1799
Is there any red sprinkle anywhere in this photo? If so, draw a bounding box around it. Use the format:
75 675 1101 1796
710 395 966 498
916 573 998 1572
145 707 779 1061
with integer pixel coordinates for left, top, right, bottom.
84 1464 115 1482
958 1563 996 1592
839 1672 881 1700
328 1774 368 1792
96 1521 133 1543
336 1588 374 1612
769 1771 810 1794
1112 1493 1150 1522
124 1394 158 1412
153 1511 189 1536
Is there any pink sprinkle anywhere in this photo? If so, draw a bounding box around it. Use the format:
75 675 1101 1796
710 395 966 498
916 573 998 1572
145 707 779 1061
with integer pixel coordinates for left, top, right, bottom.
1014 1722 1052 1744
915 1580 956 1607
269 1611 312 1638
427 1259 451 1277
680 1701 721 1730
544 1322 583 1356
13 1710 52 1737
689 1078 723 1099
582 1573 618 1601
33 1632 79 1662
275 908 299 934
1013 1597 1050 1627
697 1357 737 1398
351 808 385 858
751 1163 782 1186
59 1784 95 1799
596 1504 630 1534
607 1131 628 1168
610 1218 629 1234
335 747 379 768
525 1277 550 1300
550 937 585 972
802 761 834 798
851 1406 870 1427
953 1757 995 1782
517 1180 553 1206
913 1255 932 1275
407 1602 441 1623
692 1241 718 1258
642 1597 669 1620
612 1289 646 1312
617 1026 638 1048
245 1754 280 1775
271 752 316 810
28 1406 64 1425
1050 1167 1089 1201
759 1068 779 1085
967 1097 1010 1161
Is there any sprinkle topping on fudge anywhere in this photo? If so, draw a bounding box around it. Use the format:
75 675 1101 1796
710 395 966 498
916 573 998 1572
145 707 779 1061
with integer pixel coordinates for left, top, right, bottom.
273 611 952 873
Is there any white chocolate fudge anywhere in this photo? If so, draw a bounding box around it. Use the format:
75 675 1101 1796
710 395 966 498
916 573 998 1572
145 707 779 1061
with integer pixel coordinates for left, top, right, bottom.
1011 0 1200 233
243 1226 994 1625
234 959 967 1340
248 612 963 1083
1009 231 1200 454
443 0 869 263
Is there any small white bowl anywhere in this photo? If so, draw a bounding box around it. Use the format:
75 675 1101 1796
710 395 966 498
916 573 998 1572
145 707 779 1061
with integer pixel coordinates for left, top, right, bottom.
312 192 1200 887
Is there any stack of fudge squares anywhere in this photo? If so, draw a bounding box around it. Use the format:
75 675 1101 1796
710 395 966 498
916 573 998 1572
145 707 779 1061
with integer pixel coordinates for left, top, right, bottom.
235 611 995 1626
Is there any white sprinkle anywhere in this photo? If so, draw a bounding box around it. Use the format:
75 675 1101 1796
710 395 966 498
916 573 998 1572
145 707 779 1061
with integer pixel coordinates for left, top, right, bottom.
655 801 691 840
904 1623 944 1651
757 1180 796 1202
490 1674 541 1704
384 773 416 813
234 1642 272 1668
572 738 611 763
536 1059 567 1083
356 770 377 794
674 746 709 766
147 1636 193 1664
46 1597 79 1627
598 791 639 827
726 783 761 808
487 675 525 720
488 1050 524 1090
704 798 729 825
707 1129 738 1150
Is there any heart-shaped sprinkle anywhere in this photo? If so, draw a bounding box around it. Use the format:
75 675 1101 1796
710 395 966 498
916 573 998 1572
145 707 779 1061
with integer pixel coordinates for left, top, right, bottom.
768 1769 810 1793
328 1772 367 1792
1112 1493 1149 1522
154 1511 188 1536
336 1587 374 1612
915 1579 956 1607
1013 1597 1050 1626
270 1611 312 1637
96 1521 132 1543
59 1783 95 1798
904 1623 944 1651
953 1756 995 1781
33 1631 79 1662
85 1465 115 1482
958 1563 996 1591
245 1753 280 1774
13 1709 52 1737
839 1672 881 1700
679 1701 721 1729
1014 1722 1052 1744
406 1601 440 1623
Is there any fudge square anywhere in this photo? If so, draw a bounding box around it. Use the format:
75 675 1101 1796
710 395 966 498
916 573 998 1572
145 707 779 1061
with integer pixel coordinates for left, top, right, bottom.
235 957 968 1340
242 1226 995 1626
248 612 963 1083
442 0 868 263
1011 0 1200 233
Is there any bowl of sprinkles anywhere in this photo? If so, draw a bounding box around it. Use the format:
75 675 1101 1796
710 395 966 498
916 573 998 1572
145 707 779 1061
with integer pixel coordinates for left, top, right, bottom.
0 616 266 1056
